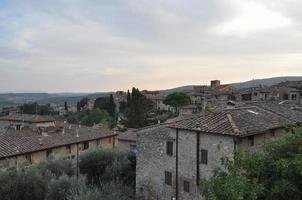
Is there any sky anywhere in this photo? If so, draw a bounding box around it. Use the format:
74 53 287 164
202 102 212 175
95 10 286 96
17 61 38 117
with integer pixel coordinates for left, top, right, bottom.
0 0 302 93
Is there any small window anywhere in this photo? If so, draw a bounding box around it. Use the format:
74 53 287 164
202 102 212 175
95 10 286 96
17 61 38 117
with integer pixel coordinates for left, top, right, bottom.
248 136 254 146
16 125 21 131
165 171 172 186
25 154 32 163
270 130 275 137
184 181 190 193
46 149 52 158
83 142 89 150
291 94 297 100
200 149 208 164
66 145 71 154
166 141 173 156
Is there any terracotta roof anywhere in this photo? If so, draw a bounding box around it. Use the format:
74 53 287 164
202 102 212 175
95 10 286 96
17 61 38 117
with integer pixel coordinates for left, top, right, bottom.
0 114 55 123
0 123 117 159
169 106 295 137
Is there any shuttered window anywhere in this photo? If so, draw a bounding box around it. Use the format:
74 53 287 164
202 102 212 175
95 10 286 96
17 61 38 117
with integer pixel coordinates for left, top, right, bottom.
165 171 172 186
200 149 208 164
184 181 190 193
166 141 173 156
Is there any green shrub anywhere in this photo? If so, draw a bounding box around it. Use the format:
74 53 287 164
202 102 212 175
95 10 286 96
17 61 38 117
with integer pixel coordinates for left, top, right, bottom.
46 175 86 200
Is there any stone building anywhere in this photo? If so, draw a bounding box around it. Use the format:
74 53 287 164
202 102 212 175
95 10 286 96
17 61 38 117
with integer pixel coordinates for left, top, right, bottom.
136 105 302 200
0 114 117 168
117 129 137 152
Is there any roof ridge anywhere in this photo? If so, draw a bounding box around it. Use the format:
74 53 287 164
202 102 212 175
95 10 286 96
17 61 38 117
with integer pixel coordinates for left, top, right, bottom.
226 113 240 135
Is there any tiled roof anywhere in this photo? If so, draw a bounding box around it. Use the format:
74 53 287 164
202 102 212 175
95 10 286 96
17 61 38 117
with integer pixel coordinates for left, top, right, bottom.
247 102 302 123
0 114 55 123
170 106 295 136
0 123 117 159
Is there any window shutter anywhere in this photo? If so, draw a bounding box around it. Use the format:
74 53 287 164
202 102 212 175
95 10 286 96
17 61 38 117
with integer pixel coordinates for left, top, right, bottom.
200 149 208 164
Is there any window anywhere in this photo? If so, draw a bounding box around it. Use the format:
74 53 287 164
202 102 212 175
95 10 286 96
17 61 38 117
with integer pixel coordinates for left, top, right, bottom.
96 140 100 146
66 145 71 154
165 171 172 186
291 94 297 100
183 181 190 193
16 125 21 131
270 130 275 137
83 142 89 150
46 149 52 158
200 149 208 164
248 136 254 146
25 154 32 163
166 141 173 156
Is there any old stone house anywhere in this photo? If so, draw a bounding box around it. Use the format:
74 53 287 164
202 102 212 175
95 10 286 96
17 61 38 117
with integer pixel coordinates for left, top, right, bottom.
136 105 302 200
0 114 117 168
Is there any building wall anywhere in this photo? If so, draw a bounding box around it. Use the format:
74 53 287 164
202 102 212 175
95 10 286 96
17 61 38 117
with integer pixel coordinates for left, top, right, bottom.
237 128 287 152
136 127 235 200
117 139 136 152
0 136 116 168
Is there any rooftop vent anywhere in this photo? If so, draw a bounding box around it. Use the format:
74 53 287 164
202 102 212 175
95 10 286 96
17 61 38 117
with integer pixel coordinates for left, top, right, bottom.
42 132 48 137
247 110 259 115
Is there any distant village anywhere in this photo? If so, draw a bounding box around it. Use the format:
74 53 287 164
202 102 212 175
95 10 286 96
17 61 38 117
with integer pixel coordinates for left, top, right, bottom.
0 79 302 200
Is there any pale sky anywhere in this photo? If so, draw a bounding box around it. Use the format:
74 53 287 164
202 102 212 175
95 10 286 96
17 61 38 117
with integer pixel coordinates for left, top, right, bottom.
0 0 302 93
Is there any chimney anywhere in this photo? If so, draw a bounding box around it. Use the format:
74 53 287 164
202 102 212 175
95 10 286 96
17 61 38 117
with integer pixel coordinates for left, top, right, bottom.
76 129 80 138
39 138 43 145
211 80 220 88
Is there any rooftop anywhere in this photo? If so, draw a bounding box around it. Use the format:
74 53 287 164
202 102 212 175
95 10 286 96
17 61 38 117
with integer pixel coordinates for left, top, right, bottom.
0 122 117 159
0 114 55 123
170 106 298 137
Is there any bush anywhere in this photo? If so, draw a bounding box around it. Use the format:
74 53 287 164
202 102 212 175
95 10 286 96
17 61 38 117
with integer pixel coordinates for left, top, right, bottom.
37 157 75 177
201 128 302 200
70 182 134 200
0 167 47 200
79 148 135 186
46 175 86 200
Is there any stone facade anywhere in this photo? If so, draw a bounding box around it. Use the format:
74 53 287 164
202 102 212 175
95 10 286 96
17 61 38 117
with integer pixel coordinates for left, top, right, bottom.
136 125 236 200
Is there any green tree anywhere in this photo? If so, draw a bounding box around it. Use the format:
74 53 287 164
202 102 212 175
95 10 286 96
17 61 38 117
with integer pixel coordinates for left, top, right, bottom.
200 128 302 200
77 98 88 111
126 88 153 128
64 101 68 111
163 92 190 114
79 148 135 186
94 95 116 118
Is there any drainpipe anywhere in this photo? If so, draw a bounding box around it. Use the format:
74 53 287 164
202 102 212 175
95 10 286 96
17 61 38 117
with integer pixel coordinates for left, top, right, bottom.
196 131 200 185
175 128 179 200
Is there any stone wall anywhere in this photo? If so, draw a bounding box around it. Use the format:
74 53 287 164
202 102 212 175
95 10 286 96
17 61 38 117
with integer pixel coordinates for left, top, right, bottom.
136 126 235 200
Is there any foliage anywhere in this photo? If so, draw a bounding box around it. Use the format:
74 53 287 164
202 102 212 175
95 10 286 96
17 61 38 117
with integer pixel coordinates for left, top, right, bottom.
64 101 68 111
0 167 47 200
94 94 116 118
126 87 153 128
119 101 127 113
200 128 302 200
46 175 86 200
77 97 88 111
69 182 134 200
37 157 75 177
79 148 136 186
65 108 113 128
163 92 190 110
19 102 57 115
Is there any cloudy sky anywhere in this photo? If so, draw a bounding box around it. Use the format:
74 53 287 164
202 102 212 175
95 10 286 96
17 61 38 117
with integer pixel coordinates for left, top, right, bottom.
0 0 302 92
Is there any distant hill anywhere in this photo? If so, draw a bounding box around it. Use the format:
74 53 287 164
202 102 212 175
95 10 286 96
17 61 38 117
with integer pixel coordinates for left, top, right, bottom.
163 85 195 94
0 92 112 107
162 76 302 94
230 76 302 89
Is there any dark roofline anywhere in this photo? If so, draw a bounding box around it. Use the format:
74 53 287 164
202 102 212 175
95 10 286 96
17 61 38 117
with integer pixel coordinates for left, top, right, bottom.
0 134 118 159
